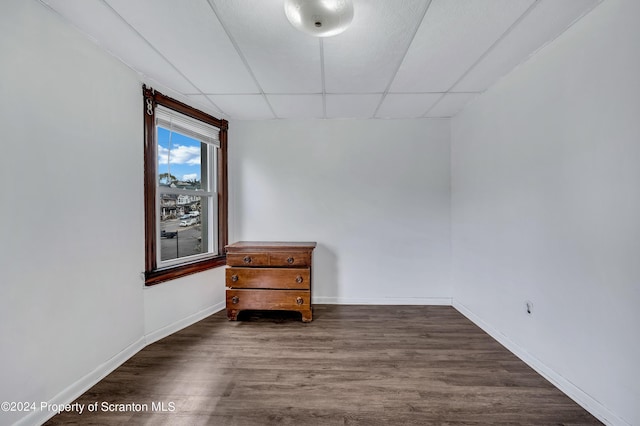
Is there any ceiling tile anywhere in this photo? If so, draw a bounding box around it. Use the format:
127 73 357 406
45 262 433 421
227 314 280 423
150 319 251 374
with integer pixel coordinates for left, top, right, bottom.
375 94 442 119
267 95 323 119
326 94 383 118
185 94 225 117
453 0 602 92
390 0 535 93
105 0 258 94
42 0 197 93
425 93 478 117
211 0 321 93
208 95 274 119
323 0 430 93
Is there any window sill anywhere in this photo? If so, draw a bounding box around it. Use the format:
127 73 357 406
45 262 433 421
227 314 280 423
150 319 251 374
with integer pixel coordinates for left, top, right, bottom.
145 254 227 286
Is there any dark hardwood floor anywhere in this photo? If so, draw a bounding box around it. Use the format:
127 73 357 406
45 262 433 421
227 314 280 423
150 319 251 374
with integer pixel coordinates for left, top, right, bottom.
46 305 601 425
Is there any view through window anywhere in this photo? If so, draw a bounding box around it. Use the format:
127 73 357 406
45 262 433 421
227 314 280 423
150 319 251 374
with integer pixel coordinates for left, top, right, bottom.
156 115 217 265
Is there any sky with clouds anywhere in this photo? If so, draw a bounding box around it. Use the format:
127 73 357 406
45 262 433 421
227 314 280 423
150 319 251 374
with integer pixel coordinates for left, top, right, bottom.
157 127 202 183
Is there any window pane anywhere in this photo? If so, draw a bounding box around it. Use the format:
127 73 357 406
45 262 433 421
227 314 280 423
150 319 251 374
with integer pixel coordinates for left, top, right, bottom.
157 127 208 191
159 195 211 262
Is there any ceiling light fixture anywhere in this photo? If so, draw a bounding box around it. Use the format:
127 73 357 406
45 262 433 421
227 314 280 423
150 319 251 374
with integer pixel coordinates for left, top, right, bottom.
284 0 354 37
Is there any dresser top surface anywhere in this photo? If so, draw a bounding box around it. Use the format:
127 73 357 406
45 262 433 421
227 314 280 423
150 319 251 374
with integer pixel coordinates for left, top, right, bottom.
225 241 317 251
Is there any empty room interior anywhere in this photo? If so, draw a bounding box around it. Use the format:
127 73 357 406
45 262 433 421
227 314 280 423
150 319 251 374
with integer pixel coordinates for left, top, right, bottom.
1 0 638 425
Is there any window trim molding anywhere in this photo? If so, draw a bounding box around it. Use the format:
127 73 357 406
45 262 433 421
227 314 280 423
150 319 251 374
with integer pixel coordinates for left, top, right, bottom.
143 85 228 286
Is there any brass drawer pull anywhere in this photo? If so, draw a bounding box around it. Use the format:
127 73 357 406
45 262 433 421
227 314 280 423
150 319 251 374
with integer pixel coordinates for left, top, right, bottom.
231 296 239 304
296 297 304 305
231 274 239 282
243 256 252 264
295 275 304 283
287 256 294 264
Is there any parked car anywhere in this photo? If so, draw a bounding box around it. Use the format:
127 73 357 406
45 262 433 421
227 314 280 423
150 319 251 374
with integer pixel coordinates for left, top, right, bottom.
180 218 196 227
161 230 177 239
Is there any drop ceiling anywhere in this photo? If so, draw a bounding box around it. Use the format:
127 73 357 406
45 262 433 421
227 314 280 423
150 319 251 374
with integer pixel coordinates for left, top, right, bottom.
40 0 601 120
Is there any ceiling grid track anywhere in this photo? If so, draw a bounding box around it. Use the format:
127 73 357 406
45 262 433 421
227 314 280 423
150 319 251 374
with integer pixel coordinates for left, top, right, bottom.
96 0 226 117
371 0 433 118
205 0 279 119
421 0 542 118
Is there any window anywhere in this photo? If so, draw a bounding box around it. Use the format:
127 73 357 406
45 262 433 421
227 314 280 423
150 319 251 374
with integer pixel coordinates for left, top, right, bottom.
143 85 228 285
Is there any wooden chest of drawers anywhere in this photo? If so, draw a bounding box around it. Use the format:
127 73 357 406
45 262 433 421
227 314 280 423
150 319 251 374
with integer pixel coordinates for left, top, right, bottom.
225 241 317 322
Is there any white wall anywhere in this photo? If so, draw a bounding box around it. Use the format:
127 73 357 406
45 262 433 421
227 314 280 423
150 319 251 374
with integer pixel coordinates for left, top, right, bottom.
451 0 640 425
230 119 451 304
0 1 143 424
0 2 225 425
144 268 225 343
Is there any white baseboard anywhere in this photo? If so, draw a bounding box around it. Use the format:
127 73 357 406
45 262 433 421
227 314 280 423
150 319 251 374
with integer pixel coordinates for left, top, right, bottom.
313 296 452 305
144 301 225 345
14 336 146 426
453 300 628 426
14 302 226 426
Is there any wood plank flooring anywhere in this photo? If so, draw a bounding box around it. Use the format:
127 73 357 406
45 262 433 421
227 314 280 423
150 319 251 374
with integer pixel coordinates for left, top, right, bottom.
45 305 601 425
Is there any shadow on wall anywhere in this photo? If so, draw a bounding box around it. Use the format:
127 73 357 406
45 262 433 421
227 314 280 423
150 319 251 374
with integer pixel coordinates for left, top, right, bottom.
313 243 338 304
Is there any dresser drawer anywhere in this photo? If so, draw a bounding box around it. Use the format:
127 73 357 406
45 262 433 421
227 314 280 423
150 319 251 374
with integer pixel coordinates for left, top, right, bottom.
227 252 269 267
226 268 310 289
226 289 311 311
269 252 311 267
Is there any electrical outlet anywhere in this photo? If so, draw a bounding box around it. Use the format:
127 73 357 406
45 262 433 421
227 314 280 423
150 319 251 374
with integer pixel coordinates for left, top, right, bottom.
525 300 533 315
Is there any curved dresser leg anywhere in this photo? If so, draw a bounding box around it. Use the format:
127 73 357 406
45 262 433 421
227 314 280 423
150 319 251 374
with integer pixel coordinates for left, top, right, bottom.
301 309 313 323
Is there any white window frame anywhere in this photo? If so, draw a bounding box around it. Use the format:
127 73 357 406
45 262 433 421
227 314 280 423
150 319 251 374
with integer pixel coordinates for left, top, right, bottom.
155 106 220 268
